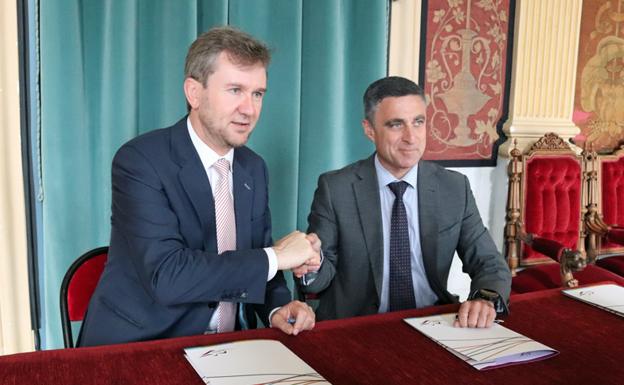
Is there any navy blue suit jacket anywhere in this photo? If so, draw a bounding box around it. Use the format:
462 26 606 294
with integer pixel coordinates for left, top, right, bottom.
79 117 291 346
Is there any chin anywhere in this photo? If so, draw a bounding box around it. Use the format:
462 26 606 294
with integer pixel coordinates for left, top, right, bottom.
228 141 247 149
408 155 422 165
399 157 420 168
228 137 250 148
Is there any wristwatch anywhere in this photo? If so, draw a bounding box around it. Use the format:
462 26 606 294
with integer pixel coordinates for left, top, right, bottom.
471 288 504 314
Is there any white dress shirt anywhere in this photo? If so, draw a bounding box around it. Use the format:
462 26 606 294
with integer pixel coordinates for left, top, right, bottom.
187 119 278 330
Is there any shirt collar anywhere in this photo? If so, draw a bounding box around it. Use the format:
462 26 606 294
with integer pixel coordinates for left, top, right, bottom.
187 117 234 169
374 154 418 189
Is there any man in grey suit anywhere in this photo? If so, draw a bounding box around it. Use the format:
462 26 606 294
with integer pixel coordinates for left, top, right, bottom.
297 76 511 328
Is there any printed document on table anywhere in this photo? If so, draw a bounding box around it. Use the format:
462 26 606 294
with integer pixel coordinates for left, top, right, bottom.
184 339 330 385
404 313 558 370
562 283 624 317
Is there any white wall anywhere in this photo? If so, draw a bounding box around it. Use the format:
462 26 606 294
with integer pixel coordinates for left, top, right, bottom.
445 161 509 300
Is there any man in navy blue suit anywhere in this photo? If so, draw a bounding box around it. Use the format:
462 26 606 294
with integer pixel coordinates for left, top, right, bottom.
79 26 319 346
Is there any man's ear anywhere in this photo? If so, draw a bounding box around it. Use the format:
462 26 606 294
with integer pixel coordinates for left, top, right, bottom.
183 77 202 110
362 119 375 142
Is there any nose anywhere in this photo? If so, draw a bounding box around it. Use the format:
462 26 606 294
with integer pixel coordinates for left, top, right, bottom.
237 93 255 116
402 126 416 143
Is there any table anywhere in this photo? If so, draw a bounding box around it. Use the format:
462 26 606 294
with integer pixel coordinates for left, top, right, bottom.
1 285 622 384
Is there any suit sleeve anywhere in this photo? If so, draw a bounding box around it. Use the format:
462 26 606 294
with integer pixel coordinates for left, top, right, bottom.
300 174 339 294
456 175 512 310
112 144 272 307
251 162 291 325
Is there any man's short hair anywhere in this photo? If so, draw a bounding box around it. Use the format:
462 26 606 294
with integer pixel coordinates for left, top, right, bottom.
185 26 271 86
363 76 425 123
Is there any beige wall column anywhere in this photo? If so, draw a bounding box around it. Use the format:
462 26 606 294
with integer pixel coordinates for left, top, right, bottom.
389 0 422 79
0 1 35 354
501 0 583 155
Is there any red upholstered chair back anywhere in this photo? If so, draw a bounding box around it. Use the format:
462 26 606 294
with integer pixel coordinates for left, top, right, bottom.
522 155 582 262
598 148 624 254
60 246 108 348
505 133 586 275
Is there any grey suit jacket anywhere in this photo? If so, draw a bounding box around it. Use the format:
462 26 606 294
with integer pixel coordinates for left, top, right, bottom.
301 155 511 321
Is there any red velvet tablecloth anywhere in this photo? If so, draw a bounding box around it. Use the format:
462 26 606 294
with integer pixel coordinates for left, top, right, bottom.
1 285 623 385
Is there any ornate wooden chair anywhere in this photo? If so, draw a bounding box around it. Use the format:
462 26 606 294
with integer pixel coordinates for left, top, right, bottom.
584 145 624 276
505 133 622 293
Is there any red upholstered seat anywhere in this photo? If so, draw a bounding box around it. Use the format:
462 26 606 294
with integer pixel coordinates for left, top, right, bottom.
511 263 624 293
593 254 624 278
596 256 624 276
60 247 108 348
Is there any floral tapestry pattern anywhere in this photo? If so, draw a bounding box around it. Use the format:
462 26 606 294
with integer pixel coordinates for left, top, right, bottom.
574 0 624 153
422 0 512 165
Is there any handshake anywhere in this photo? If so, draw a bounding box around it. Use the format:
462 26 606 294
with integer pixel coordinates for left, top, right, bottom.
273 231 322 278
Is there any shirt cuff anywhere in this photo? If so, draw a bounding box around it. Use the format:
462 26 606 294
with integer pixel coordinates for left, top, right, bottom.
301 250 324 286
264 247 278 281
268 306 281 327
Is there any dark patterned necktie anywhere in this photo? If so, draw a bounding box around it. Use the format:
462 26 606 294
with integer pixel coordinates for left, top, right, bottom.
388 181 416 311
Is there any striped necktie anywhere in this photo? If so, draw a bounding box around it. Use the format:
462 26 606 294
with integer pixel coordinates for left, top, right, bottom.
213 158 237 332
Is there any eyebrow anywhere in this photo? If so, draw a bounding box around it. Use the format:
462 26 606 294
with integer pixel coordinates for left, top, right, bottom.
384 115 425 126
225 83 267 93
384 118 405 126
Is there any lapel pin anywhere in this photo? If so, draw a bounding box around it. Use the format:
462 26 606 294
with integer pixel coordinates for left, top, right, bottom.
244 183 251 190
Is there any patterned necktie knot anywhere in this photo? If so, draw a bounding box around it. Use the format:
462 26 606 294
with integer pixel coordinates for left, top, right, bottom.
388 181 409 199
214 158 230 178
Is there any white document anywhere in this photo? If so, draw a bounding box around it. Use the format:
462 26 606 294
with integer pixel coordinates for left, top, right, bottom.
562 283 624 317
404 313 558 370
184 339 330 385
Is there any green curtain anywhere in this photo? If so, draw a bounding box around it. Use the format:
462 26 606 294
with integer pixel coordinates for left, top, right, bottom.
39 0 387 349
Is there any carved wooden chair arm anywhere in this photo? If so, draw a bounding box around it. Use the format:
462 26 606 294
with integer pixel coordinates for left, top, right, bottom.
585 214 610 236
517 230 586 288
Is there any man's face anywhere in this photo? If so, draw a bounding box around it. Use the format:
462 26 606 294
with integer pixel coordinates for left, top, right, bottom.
363 95 427 179
186 51 267 155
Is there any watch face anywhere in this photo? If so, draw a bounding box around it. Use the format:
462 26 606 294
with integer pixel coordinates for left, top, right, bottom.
478 289 499 301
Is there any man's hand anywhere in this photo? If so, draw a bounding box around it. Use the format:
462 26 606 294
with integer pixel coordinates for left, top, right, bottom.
306 233 321 253
292 233 322 278
453 299 496 328
270 300 315 336
274 231 319 270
